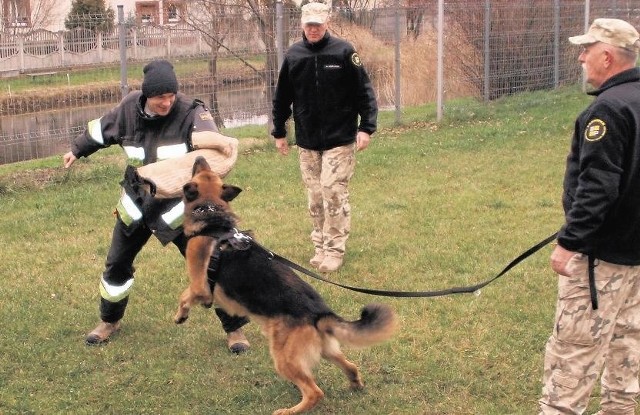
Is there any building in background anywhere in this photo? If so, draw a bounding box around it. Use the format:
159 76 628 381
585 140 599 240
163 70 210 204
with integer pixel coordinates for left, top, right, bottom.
1 0 186 32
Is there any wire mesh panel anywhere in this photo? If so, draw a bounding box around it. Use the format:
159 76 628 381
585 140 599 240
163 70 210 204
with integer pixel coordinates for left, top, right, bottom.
0 127 84 165
442 0 586 102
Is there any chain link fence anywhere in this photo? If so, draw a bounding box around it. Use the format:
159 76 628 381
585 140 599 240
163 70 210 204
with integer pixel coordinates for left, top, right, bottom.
0 0 637 165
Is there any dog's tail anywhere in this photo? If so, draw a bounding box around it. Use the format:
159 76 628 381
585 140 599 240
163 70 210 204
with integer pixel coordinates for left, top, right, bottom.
316 303 398 348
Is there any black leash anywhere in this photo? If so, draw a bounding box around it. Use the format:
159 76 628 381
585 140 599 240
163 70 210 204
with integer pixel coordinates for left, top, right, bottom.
588 255 599 310
242 231 559 298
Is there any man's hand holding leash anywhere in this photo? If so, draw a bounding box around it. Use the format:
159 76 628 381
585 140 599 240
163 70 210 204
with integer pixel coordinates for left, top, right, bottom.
550 244 575 277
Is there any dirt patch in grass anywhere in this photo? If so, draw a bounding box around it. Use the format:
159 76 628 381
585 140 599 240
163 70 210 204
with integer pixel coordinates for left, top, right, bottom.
0 152 125 195
0 167 64 194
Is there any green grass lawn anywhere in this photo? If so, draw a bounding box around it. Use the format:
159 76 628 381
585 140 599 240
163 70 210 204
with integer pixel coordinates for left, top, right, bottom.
0 86 599 414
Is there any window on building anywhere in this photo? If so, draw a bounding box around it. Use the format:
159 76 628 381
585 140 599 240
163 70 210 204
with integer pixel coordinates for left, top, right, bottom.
136 2 159 25
4 0 31 28
165 2 185 23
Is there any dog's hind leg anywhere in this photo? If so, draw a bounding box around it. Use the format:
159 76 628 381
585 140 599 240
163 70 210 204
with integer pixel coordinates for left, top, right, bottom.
271 373 323 415
269 324 324 414
321 337 364 389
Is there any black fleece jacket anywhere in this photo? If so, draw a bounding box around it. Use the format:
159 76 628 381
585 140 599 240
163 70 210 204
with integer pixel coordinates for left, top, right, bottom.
558 67 640 265
271 31 378 151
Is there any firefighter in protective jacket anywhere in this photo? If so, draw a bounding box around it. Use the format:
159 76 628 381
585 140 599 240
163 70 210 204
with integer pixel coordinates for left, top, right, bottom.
63 60 250 352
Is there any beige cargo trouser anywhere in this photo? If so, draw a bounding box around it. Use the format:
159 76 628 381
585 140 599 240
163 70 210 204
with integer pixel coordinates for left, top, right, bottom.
298 143 356 258
539 254 640 415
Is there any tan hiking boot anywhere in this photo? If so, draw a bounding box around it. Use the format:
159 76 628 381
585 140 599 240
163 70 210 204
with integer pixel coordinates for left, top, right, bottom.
309 250 325 268
227 328 250 354
85 321 121 345
318 255 343 272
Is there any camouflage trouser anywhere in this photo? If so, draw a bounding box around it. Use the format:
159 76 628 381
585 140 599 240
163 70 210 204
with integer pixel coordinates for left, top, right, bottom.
298 143 356 258
539 254 640 415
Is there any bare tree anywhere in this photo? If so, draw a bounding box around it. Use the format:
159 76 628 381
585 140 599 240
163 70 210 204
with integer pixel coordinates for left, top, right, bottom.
244 0 281 128
182 0 236 126
30 0 59 31
2 0 58 34
183 0 295 128
332 0 381 28
405 0 429 39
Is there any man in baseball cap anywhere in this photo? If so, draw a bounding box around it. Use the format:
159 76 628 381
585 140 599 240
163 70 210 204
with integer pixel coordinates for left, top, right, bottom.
539 18 640 414
272 1 378 272
567 18 640 89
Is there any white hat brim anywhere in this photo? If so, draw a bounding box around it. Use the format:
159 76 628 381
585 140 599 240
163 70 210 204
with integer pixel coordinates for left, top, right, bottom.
569 33 598 45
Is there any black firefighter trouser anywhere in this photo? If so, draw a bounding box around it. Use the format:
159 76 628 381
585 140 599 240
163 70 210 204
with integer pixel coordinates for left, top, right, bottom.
99 218 249 333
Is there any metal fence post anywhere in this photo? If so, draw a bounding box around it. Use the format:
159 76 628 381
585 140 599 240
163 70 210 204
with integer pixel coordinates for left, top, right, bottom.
118 5 129 97
166 27 172 57
483 0 490 102
436 0 444 121
276 0 284 72
582 0 590 92
58 31 65 67
133 30 138 59
394 0 401 125
97 31 103 62
18 35 24 73
553 0 559 88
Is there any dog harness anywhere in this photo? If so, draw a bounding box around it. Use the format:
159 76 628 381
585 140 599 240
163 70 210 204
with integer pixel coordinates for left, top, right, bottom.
204 229 255 284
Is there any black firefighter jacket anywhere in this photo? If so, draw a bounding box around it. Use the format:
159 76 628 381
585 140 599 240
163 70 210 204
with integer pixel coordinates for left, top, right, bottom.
71 91 218 244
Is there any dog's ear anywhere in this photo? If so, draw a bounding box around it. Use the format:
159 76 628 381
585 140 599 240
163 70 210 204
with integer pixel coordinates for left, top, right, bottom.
191 156 211 177
183 182 199 202
221 184 242 202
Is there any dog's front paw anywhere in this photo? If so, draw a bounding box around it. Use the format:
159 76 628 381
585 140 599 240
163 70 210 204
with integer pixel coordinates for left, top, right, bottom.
349 380 365 390
193 291 213 309
174 312 189 324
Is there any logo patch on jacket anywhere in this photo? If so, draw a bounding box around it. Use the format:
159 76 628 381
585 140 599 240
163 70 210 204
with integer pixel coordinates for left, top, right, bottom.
584 119 606 142
199 112 214 121
351 53 362 67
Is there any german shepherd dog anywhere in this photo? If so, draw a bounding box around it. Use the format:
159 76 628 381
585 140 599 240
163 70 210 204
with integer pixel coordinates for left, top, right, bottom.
175 157 398 414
